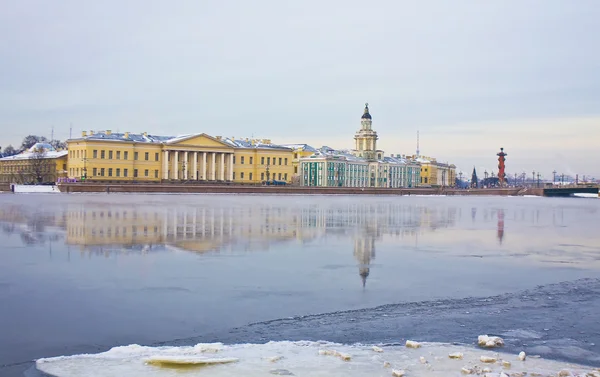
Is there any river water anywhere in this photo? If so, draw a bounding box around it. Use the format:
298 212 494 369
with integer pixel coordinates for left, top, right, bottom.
0 194 599 376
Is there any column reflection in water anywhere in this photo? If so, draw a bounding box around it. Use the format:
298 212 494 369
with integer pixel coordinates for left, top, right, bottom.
1 201 477 285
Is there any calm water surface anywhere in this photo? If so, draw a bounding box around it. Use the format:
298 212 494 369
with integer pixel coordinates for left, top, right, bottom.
0 194 599 376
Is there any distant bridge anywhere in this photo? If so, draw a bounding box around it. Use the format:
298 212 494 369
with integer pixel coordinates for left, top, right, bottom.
541 186 599 197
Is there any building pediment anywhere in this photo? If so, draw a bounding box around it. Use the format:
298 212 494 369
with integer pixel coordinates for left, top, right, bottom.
166 133 234 149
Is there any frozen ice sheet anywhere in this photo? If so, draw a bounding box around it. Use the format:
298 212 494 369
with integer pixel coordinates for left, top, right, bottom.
36 341 598 377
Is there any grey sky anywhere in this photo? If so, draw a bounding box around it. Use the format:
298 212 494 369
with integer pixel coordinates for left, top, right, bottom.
1 0 599 178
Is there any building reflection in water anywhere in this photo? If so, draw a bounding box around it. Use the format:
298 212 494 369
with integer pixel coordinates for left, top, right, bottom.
1 202 462 287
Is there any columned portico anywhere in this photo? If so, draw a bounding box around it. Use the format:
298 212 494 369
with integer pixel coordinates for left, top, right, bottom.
162 150 234 182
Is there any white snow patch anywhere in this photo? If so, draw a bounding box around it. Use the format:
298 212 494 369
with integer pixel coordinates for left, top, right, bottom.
35 341 597 377
478 335 504 348
405 340 422 349
13 184 60 193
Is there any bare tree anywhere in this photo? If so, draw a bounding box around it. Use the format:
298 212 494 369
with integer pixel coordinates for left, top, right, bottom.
29 147 54 184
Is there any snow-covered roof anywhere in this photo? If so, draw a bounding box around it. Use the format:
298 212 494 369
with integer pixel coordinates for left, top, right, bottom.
29 142 55 152
69 131 178 144
0 150 68 161
221 138 293 151
279 143 319 153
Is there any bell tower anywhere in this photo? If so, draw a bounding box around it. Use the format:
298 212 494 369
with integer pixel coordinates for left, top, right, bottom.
353 103 379 161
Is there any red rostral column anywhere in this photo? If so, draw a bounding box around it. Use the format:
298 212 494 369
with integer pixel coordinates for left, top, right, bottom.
497 147 507 185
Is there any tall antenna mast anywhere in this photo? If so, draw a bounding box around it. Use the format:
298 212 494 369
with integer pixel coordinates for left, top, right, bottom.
416 130 420 157
51 125 54 141
69 123 72 139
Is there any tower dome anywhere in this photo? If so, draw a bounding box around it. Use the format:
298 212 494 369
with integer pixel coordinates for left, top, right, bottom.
361 103 372 119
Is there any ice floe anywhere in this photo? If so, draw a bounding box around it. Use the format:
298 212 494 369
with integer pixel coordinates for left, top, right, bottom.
478 335 505 348
35 340 598 377
405 340 422 348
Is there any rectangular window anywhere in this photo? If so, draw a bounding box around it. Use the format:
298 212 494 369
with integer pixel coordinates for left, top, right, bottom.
241 172 244 179
134 152 138 160
93 168 97 176
100 168 105 176
250 157 253 164
155 152 159 161
279 158 282 165
284 158 288 165
261 172 265 180
294 166 298 173
124 151 128 160
154 170 158 178
124 169 128 177
278 173 282 180
284 173 288 180
117 151 121 159
133 169 138 178
249 173 253 181
261 157 265 165
108 168 113 177
241 156 245 164
108 151 113 159
233 156 236 164
144 169 149 177
145 152 149 161
116 168 120 177
267 157 270 165
233 172 236 179
100 150 105 159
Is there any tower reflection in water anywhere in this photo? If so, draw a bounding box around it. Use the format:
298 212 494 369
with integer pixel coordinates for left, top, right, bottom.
1 202 459 287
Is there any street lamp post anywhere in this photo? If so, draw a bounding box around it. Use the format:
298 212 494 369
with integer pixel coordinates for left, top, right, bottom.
266 164 270 183
514 173 518 187
537 173 541 188
532 171 535 187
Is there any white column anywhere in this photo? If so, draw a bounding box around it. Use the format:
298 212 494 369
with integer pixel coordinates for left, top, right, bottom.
163 150 169 179
229 153 234 181
202 152 207 180
193 152 198 180
220 153 225 181
183 151 189 180
211 152 216 180
172 151 178 180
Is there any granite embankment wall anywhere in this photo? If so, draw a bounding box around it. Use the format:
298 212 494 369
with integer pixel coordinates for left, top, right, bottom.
0 183 11 192
55 183 526 196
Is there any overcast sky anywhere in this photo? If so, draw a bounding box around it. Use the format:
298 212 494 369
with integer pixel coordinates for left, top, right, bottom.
1 0 599 178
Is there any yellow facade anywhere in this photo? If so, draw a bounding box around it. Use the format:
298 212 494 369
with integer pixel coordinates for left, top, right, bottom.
409 155 456 187
67 131 294 184
232 146 294 183
0 144 68 184
67 140 163 182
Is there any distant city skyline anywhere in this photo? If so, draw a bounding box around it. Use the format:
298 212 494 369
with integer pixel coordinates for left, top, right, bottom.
1 0 599 178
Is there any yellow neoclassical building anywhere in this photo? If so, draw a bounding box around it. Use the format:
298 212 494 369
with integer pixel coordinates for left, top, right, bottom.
66 131 294 184
0 143 68 184
411 155 456 187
